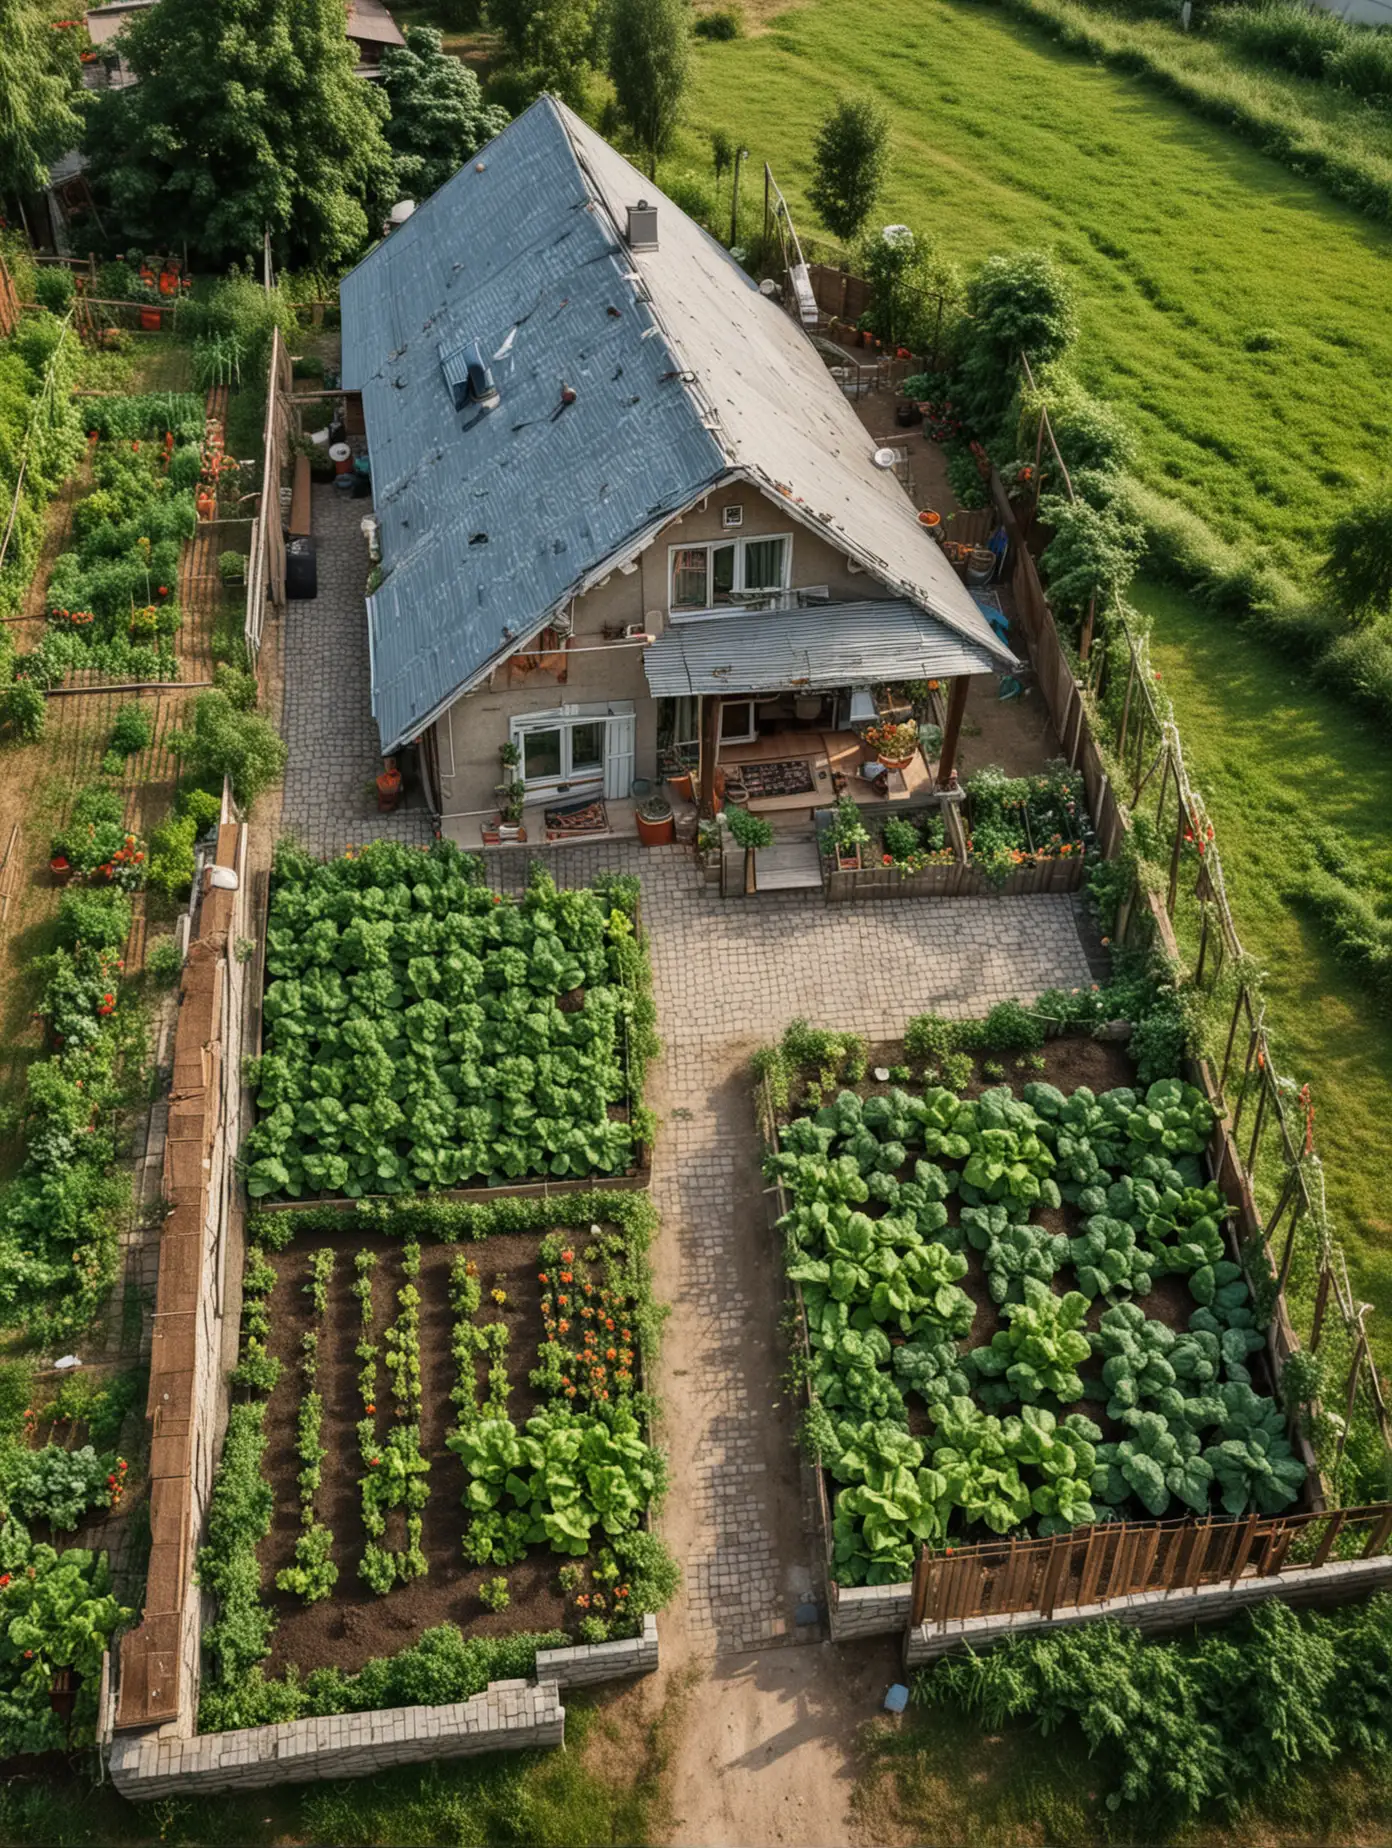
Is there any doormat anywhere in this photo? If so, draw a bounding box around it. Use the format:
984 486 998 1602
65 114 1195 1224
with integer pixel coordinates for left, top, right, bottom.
731 758 816 799
544 795 609 839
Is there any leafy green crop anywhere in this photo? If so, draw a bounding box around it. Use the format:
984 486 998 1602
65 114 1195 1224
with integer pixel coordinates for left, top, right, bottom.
970 1279 1091 1406
0 1520 129 1754
1094 1410 1213 1517
1069 1214 1154 1301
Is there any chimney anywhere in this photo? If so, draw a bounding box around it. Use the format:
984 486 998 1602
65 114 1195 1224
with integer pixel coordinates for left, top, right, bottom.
626 200 658 251
461 339 499 412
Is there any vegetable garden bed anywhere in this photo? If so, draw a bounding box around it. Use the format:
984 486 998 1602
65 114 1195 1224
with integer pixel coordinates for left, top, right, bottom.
245 847 656 1202
195 1191 676 1734
762 1020 1310 1596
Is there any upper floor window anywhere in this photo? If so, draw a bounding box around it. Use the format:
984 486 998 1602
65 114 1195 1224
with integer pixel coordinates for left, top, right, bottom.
669 534 790 616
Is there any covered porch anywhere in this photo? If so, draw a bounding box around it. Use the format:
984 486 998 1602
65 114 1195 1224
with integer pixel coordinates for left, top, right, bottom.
645 596 996 826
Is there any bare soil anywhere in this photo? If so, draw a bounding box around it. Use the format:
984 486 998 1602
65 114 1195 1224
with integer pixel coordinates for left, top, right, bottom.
259 1229 577 1677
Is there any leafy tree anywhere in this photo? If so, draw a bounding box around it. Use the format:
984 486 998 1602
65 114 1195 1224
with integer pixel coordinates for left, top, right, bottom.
607 0 691 181
0 0 83 201
857 225 962 355
380 26 508 203
952 248 1077 440
84 0 396 270
808 96 888 245
1319 485 1392 623
490 0 601 109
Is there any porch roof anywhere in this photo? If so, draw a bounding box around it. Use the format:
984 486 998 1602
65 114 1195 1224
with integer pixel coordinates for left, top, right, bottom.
643 599 1005 699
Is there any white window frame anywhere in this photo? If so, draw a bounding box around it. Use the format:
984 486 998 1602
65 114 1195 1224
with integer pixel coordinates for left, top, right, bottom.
667 533 792 620
718 699 758 745
508 703 635 797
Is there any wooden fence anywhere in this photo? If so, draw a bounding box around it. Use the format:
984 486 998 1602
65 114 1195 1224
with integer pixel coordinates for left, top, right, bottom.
244 325 292 667
995 357 1389 1483
911 1504 1392 1632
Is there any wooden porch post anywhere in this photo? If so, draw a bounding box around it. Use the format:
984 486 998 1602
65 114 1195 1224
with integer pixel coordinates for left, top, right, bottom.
937 675 971 787
697 695 722 820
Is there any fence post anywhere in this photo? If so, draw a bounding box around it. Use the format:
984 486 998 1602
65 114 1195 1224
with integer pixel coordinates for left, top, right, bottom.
1117 652 1137 759
1310 1266 1332 1353
911 1547 931 1629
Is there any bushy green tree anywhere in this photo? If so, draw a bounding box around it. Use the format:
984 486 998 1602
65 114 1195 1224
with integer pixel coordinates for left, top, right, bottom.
380 26 508 203
170 690 286 811
607 0 691 181
0 0 83 200
857 225 962 355
84 0 396 269
808 96 888 245
951 248 1077 441
490 0 601 109
1319 485 1392 624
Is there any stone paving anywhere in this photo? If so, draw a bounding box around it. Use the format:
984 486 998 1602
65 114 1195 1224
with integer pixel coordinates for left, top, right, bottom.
487 840 1098 1654
280 485 432 858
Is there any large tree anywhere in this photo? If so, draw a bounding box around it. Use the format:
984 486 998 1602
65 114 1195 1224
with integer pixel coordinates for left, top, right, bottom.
607 0 690 182
808 95 888 246
489 0 601 110
85 0 396 270
0 0 84 203
380 26 508 203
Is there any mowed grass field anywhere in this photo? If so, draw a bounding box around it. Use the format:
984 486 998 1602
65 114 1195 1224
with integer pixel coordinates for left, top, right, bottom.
679 2 1392 1348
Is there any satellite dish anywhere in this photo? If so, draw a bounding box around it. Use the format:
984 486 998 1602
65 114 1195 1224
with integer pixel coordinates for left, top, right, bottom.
872 447 898 470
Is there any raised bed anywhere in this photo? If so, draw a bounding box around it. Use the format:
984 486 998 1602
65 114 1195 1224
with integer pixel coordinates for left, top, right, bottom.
759 1024 1320 1639
824 853 1086 902
194 1190 673 1735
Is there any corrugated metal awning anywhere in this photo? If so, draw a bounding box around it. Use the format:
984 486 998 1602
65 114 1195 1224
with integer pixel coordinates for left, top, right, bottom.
643 599 1006 698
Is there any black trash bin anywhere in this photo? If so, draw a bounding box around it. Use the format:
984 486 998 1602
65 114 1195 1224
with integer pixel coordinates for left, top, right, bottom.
286 535 318 601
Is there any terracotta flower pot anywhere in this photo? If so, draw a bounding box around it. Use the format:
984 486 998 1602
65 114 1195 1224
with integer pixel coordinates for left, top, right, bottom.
376 758 402 812
669 771 695 803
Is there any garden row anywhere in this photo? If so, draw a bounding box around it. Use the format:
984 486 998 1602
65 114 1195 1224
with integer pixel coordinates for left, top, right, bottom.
819 761 1093 885
245 849 658 1200
194 1191 677 1735
762 1003 1306 1588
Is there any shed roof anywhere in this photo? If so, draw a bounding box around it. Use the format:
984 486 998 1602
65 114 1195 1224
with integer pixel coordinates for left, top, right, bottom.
345 0 404 47
644 600 1000 698
341 96 1012 754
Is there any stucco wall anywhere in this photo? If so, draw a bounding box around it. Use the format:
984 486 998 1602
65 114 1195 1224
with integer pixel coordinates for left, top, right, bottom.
435 479 893 833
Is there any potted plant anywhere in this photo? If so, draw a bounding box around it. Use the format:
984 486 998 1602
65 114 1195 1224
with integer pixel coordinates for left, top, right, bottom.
826 796 870 872
864 721 921 772
500 740 521 770
217 549 246 588
636 793 674 847
376 756 402 813
499 779 527 837
726 804 773 894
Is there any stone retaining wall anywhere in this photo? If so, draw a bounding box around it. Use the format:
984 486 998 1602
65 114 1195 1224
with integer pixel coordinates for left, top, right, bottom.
108 1679 565 1799
903 1554 1392 1667
536 1613 658 1685
829 1582 913 1641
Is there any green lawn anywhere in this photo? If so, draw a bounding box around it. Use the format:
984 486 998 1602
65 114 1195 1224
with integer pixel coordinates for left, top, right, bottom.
678 0 1392 1360
679 0 1392 583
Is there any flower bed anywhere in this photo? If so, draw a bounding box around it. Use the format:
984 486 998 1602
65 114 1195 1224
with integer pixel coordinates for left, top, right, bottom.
245 846 657 1201
763 1022 1305 1589
963 762 1093 885
195 1191 677 1733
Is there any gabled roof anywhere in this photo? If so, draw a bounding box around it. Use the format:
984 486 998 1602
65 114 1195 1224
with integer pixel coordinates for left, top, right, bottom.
340 96 1012 754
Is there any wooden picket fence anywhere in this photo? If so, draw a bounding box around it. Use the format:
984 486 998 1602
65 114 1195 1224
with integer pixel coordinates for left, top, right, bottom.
911 1504 1392 1630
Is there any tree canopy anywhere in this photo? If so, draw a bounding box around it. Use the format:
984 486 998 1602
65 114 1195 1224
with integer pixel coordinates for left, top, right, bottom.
1320 486 1392 624
84 0 396 270
0 0 84 201
808 96 888 245
380 27 508 203
489 0 601 109
607 0 691 181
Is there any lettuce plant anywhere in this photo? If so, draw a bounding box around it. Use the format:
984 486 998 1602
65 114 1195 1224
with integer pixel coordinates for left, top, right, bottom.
1069 1215 1154 1301
970 1279 1091 1406
1093 1411 1213 1518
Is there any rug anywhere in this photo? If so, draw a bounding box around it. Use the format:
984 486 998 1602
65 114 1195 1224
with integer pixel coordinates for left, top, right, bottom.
729 758 816 800
544 795 609 839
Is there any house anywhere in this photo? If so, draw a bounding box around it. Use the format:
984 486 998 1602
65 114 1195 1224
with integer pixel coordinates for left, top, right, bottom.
339 96 1015 846
81 0 402 86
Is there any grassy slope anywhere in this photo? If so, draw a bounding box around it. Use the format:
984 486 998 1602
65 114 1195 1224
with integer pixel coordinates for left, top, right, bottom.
680 0 1392 580
679 0 1392 1351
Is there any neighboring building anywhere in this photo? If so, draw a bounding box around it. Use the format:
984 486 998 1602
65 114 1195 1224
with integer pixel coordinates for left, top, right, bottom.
82 0 402 86
340 96 1014 846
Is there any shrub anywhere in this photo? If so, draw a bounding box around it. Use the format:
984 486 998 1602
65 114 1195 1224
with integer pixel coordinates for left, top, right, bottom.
177 785 223 831
34 268 75 315
56 888 132 954
694 5 742 34
145 936 183 984
170 691 286 810
953 249 1077 439
110 703 153 757
147 814 197 897
1318 486 1392 623
726 806 774 849
218 550 247 584
0 678 46 743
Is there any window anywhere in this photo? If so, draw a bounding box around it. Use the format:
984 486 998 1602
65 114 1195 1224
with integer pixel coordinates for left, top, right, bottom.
719 700 757 745
668 534 791 615
512 713 609 788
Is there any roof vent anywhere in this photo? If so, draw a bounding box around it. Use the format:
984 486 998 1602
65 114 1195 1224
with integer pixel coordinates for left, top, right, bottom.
626 200 658 250
439 336 500 414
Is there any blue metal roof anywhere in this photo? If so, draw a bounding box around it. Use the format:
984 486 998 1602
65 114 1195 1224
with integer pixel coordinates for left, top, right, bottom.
341 97 727 753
